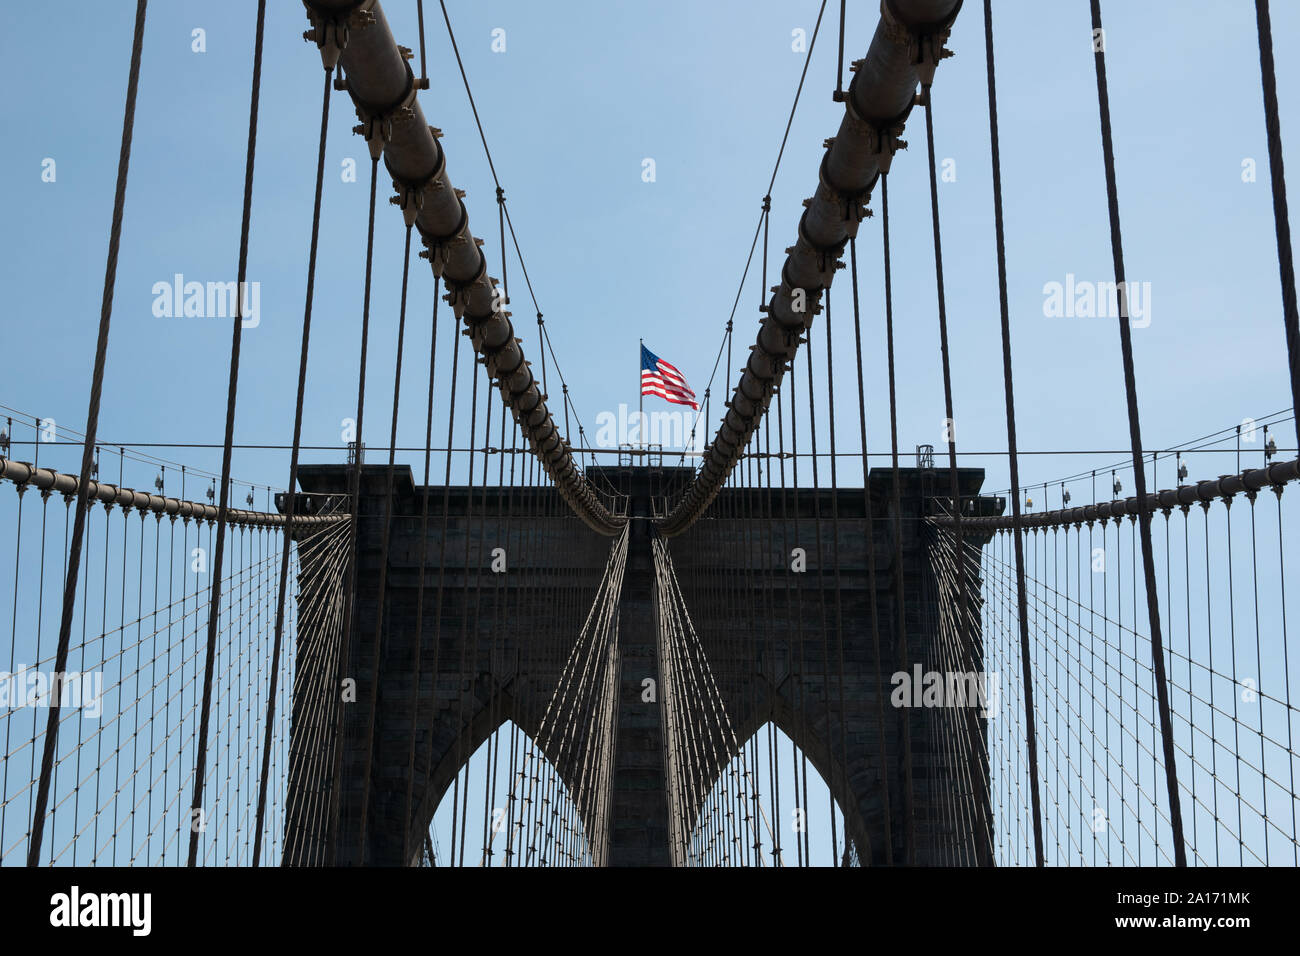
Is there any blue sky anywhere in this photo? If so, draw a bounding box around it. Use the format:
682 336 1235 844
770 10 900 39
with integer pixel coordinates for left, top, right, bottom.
2 0 1299 866
1 0 1296 500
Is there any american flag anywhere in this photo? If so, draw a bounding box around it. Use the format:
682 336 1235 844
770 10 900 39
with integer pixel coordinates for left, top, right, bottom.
640 344 699 410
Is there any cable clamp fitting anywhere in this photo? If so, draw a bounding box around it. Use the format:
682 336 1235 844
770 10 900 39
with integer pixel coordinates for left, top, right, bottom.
302 0 376 71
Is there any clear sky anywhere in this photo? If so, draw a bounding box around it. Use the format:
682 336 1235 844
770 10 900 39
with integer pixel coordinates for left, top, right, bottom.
1 0 1298 867
2 0 1296 500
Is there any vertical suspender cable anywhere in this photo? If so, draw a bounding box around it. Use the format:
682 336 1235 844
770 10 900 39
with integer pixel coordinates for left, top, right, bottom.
247 62 334 868
880 174 915 863
1254 0 1300 452
848 236 893 864
1089 0 1186 866
329 152 380 864
28 0 147 867
196 0 268 866
357 223 416 862
922 80 987 865
835 0 846 99
416 0 429 89
981 0 1044 867
401 272 442 865
196 28 310 870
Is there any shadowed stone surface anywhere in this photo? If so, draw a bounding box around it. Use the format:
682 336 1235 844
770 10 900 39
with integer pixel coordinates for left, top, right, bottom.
283 461 1002 866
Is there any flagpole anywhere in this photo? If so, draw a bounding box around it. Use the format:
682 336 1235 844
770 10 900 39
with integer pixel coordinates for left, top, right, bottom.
638 338 643 450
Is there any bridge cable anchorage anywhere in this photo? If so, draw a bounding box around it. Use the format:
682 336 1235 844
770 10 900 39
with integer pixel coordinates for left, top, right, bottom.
1089 0 1187 865
26 0 147 868
355 223 415 864
659 0 962 537
979 0 1044 868
1255 1 1300 452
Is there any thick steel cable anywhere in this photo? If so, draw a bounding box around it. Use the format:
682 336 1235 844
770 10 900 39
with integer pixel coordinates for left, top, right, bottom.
303 4 614 535
28 0 147 867
981 0 1043 867
478 200 516 867
1089 0 1185 865
663 1 962 535
1254 1 1300 453
0 460 339 530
